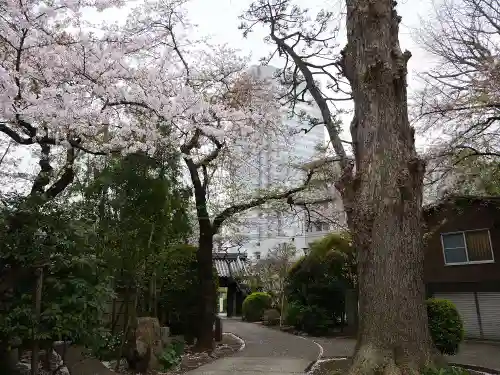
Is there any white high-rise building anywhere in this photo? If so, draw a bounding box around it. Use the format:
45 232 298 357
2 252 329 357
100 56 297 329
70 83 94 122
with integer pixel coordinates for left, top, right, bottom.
228 65 326 260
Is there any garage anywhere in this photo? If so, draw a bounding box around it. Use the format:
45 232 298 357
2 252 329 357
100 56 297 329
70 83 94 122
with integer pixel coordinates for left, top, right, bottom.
477 292 500 340
433 292 481 339
434 291 500 340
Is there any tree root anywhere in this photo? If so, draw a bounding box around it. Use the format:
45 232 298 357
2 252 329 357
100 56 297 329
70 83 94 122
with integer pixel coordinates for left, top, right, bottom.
347 344 443 375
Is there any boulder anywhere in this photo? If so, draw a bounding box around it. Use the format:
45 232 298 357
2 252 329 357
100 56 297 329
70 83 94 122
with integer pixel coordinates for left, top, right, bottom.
125 317 164 373
46 349 70 375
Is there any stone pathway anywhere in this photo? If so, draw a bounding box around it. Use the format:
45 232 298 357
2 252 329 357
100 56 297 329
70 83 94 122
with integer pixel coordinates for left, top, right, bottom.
185 320 320 374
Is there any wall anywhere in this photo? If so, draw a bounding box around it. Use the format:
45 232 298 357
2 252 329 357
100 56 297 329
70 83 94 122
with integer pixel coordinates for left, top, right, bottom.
423 200 500 290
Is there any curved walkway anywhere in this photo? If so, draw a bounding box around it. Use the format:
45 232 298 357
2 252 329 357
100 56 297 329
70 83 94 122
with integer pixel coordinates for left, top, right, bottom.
187 319 500 374
186 319 320 374
224 320 320 359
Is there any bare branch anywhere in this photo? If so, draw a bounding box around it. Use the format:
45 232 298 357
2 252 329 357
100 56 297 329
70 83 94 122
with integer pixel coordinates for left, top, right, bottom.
212 168 316 233
241 0 352 174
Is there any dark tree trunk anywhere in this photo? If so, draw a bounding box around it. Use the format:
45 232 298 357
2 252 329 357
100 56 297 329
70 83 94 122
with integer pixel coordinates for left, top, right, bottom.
184 154 216 352
341 0 441 373
195 228 216 351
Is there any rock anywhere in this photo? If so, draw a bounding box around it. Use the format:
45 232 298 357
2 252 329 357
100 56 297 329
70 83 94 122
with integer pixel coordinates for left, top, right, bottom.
13 361 30 375
16 349 70 375
102 358 128 371
125 317 164 373
160 326 170 347
46 350 70 375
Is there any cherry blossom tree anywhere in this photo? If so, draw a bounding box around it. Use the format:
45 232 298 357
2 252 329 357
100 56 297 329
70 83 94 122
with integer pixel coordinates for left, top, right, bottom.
1 0 323 350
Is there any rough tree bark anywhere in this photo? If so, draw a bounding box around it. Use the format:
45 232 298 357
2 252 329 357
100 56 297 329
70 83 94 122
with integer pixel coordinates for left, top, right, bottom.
340 0 440 373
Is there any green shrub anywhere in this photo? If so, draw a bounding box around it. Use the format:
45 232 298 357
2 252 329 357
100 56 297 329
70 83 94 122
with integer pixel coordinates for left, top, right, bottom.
262 309 280 326
0 201 113 348
242 292 272 322
426 298 464 355
284 301 332 335
300 305 333 335
422 366 470 375
158 340 184 371
284 301 303 328
85 329 123 360
285 232 355 334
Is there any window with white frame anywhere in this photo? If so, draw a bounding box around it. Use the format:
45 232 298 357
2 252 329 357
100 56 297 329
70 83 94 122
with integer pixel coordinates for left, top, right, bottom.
441 230 494 265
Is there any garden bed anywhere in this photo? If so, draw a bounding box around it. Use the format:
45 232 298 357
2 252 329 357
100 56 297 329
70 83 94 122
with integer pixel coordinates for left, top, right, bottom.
103 333 243 375
307 357 500 375
164 333 243 375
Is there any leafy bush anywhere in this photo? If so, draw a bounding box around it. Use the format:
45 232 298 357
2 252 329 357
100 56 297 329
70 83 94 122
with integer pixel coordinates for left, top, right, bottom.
158 340 184 370
0 201 113 349
242 292 272 322
285 232 355 334
262 309 280 326
426 298 464 355
85 329 124 360
422 366 470 375
284 302 332 335
284 301 303 328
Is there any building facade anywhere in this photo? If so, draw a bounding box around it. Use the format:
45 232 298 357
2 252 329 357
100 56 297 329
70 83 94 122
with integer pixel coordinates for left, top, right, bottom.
228 65 327 260
423 196 500 340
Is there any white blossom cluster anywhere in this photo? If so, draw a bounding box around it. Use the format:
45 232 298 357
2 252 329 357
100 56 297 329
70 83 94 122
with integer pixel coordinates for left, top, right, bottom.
0 0 284 159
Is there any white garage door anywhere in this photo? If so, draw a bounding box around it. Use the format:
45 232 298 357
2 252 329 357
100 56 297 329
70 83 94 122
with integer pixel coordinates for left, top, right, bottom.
477 292 500 340
434 292 481 339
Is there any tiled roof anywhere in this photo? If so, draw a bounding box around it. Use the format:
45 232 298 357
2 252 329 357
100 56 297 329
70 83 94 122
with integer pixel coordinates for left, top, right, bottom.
213 253 249 278
423 195 500 215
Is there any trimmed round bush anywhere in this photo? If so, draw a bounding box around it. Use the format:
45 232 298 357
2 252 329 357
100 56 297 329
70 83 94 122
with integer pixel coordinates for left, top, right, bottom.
426 298 464 355
263 309 280 326
242 292 272 322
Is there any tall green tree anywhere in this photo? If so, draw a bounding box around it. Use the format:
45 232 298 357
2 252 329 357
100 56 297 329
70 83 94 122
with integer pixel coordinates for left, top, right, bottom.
80 149 192 322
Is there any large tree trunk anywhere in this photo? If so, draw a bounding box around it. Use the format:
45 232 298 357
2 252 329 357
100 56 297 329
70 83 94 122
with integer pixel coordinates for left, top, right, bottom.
341 0 440 373
195 229 216 351
184 156 216 351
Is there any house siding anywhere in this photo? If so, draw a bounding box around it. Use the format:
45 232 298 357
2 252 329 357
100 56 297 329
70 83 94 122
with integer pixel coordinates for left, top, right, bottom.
423 200 500 289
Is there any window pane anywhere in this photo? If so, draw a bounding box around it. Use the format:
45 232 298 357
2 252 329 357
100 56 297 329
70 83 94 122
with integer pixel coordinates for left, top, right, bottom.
466 230 493 261
444 247 468 264
442 233 465 249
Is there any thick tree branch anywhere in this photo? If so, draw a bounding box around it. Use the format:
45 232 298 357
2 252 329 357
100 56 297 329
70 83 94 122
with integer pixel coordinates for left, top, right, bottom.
212 168 316 233
43 147 78 200
0 123 34 145
195 134 224 167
